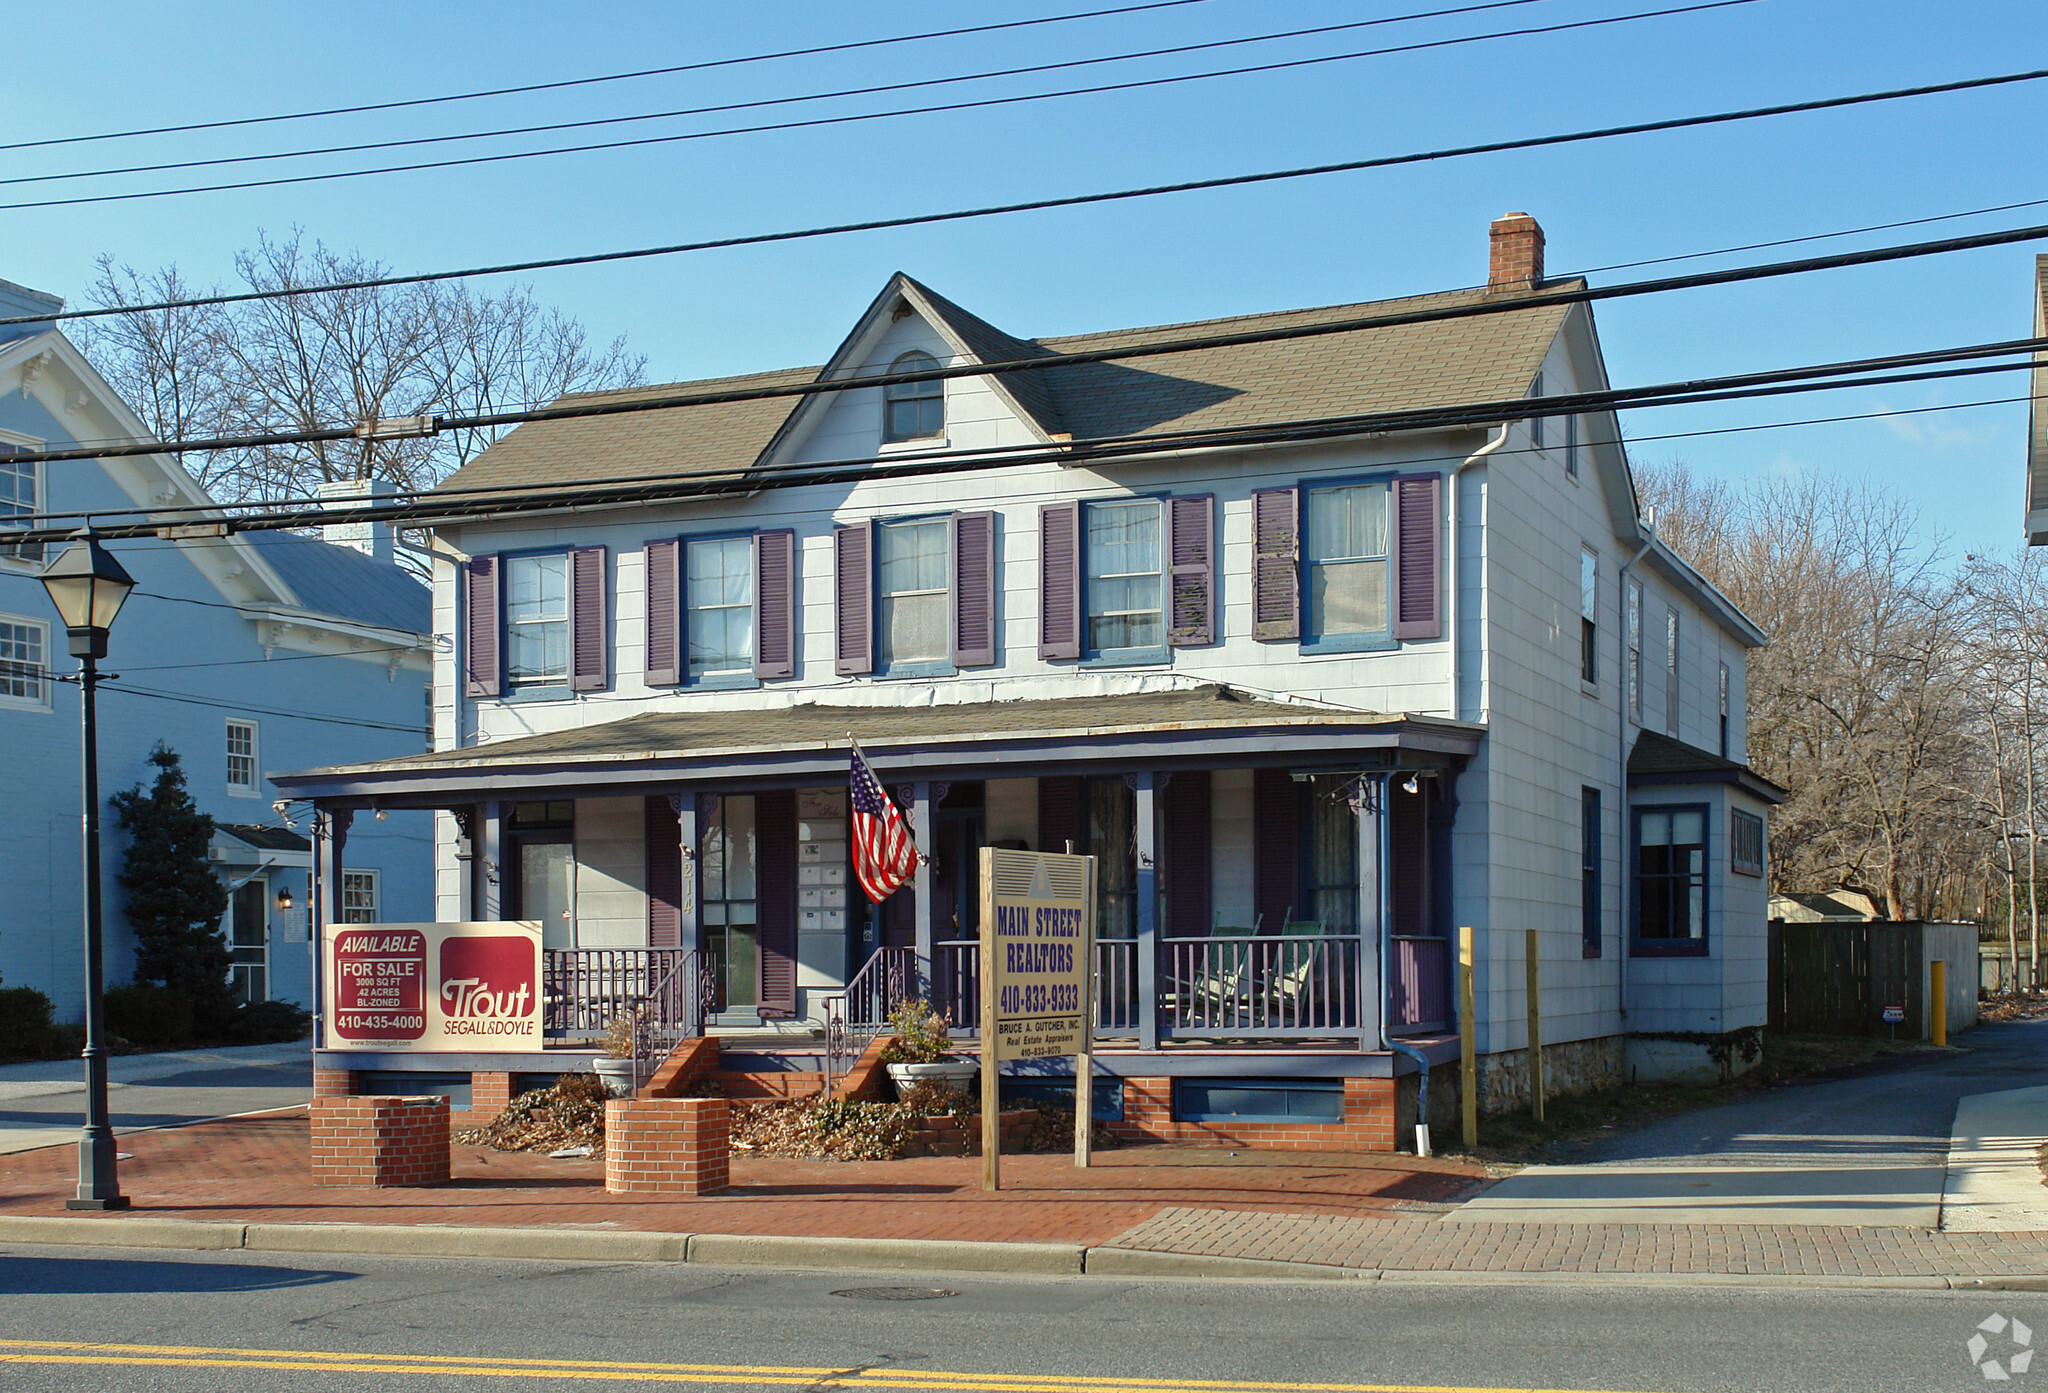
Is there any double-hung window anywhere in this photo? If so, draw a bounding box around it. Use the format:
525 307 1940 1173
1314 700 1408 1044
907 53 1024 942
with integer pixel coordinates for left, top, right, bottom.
686 537 754 681
1633 806 1707 955
341 869 381 923
0 443 41 564
226 719 258 794
504 552 570 689
1626 578 1643 721
1731 809 1765 877
1580 547 1599 686
882 350 944 443
0 615 46 707
877 518 950 671
1305 482 1391 646
1581 787 1602 958
1085 499 1164 660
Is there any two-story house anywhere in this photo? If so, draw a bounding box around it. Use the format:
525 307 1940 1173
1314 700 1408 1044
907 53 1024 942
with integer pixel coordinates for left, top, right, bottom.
0 278 436 1021
277 215 1783 1149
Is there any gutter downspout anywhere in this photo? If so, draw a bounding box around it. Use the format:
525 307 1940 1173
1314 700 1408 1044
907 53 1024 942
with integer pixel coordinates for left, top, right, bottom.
1377 772 1435 1154
1615 516 1656 1028
1449 427 1509 723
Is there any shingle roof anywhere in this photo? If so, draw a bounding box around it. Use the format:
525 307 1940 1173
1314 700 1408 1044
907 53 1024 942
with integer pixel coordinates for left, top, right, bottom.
243 530 431 634
434 278 1576 495
215 822 312 853
1627 729 1788 802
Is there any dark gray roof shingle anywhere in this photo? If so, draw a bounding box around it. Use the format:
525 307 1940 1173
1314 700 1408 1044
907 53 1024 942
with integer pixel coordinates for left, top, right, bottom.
245 530 430 634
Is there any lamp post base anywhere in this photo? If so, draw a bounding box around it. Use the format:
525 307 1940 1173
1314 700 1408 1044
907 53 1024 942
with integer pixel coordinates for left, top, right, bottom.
64 1197 130 1211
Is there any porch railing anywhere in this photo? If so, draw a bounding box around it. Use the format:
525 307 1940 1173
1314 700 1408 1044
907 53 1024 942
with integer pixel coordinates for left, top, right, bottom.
542 947 711 1045
1389 935 1451 1035
1160 934 1362 1037
819 945 917 1095
931 939 1143 1038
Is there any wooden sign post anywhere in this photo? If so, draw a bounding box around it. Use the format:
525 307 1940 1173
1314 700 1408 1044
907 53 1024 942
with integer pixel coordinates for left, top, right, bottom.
978 846 1095 1192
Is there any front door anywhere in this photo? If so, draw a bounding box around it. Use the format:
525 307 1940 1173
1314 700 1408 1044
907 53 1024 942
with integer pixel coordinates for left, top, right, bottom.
516 838 576 948
228 877 268 1005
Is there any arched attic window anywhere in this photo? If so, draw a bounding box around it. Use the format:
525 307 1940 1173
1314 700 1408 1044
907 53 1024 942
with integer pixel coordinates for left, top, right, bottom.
882 350 944 443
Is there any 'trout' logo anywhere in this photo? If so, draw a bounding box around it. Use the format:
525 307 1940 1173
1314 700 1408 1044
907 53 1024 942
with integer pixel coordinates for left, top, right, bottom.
438 935 537 1036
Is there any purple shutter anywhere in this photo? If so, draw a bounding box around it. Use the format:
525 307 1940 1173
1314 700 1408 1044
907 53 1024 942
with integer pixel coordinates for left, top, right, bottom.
1167 493 1215 647
645 796 682 948
1390 473 1443 641
1037 776 1084 855
1164 770 1212 936
754 529 796 680
833 521 872 676
952 510 996 667
1252 768 1300 933
1038 501 1081 660
756 789 798 1018
463 555 501 698
568 545 608 691
643 539 681 687
1252 488 1300 641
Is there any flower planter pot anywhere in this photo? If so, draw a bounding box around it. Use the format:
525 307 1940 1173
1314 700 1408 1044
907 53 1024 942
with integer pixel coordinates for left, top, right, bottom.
594 1057 650 1097
885 1060 979 1094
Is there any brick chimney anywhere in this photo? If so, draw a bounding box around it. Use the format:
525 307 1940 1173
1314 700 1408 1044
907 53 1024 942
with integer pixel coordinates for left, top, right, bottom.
1488 212 1545 293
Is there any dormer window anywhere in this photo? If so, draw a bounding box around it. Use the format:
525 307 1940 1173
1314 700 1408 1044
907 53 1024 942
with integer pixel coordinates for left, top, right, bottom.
882 350 944 442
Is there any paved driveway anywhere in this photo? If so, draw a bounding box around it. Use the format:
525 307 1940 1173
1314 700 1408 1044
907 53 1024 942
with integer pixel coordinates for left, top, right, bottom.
1450 1016 2048 1226
0 1043 311 1156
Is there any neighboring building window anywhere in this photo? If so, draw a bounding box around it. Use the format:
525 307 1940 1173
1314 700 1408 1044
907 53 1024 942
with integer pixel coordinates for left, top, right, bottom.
882 350 944 442
876 517 949 670
1581 787 1601 958
1665 608 1681 733
1626 577 1643 722
1305 482 1391 644
701 794 759 1010
0 444 42 564
686 535 754 680
1731 809 1765 878
1085 499 1164 659
226 719 258 794
1580 547 1598 686
1634 806 1707 953
0 616 46 706
341 869 381 923
1719 661 1731 758
504 552 569 687
1564 412 1580 478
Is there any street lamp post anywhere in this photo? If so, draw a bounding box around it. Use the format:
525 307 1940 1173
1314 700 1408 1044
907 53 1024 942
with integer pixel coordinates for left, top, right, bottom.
40 534 135 1212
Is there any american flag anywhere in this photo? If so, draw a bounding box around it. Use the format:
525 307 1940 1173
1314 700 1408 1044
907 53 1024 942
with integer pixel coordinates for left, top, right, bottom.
849 738 919 903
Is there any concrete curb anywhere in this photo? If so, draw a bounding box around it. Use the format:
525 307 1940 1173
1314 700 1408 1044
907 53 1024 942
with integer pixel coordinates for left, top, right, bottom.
0 1214 2041 1291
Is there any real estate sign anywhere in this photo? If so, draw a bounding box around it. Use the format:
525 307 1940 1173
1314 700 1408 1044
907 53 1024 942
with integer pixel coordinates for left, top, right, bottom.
324 920 545 1052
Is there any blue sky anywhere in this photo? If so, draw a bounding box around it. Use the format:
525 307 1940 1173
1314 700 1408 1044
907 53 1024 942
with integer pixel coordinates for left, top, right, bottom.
4 0 2043 556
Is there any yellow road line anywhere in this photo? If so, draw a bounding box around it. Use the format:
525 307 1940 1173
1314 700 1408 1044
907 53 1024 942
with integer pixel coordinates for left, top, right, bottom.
0 1338 1663 1393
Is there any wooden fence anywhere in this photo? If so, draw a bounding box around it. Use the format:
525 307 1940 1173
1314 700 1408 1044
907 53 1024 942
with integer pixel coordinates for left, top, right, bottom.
1767 920 1980 1038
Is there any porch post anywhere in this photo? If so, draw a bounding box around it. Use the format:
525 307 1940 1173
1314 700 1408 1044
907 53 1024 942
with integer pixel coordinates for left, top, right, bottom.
480 801 503 920
674 792 701 1034
912 781 934 994
1357 777 1386 1051
311 806 346 1050
1134 771 1159 1051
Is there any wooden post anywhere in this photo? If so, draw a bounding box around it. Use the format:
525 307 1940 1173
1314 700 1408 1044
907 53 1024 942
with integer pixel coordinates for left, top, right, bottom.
1075 855 1096 1169
1525 927 1544 1122
1931 957 1948 1048
979 847 1000 1191
1459 925 1477 1149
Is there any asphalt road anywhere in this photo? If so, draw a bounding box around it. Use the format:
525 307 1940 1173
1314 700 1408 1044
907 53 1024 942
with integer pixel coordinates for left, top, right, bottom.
0 1042 311 1155
0 1243 2032 1392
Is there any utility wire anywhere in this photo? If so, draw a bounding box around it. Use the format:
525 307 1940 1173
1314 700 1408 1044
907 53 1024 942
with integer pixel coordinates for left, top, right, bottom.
12 57 2042 329
15 214 2048 471
0 0 1228 153
0 0 1759 213
6 0 1560 189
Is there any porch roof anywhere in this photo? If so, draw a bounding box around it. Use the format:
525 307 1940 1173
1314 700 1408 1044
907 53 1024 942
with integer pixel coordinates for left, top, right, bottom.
1627 729 1788 805
271 684 1483 804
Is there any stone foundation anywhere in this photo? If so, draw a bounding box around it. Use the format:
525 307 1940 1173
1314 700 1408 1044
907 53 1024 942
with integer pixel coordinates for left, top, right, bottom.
310 1095 451 1188
603 1097 730 1194
1475 1034 1625 1116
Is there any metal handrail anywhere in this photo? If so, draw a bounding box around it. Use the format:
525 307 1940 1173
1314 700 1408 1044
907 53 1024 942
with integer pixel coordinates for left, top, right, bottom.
819 946 918 1096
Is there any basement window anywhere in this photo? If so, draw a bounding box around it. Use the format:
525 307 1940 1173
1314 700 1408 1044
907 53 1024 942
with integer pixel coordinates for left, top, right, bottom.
1174 1078 1344 1124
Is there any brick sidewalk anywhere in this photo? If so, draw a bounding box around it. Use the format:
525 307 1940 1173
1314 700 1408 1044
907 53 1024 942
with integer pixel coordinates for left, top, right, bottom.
1101 1206 2048 1278
0 1112 1474 1248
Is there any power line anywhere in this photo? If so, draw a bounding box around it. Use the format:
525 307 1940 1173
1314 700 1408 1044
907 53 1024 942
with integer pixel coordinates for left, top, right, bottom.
0 0 1226 154
0 0 1760 213
14 55 2035 328
101 682 427 733
8 0 1559 190
17 213 2048 474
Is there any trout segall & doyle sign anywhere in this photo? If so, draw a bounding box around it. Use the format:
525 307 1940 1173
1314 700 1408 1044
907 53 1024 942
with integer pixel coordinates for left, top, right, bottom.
324 921 545 1051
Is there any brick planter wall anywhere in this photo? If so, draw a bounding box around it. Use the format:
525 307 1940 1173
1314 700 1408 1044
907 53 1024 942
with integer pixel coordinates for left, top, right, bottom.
311 1069 356 1099
604 1097 730 1194
451 1071 514 1130
1107 1076 1396 1152
310 1095 451 1187
899 1109 1036 1157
